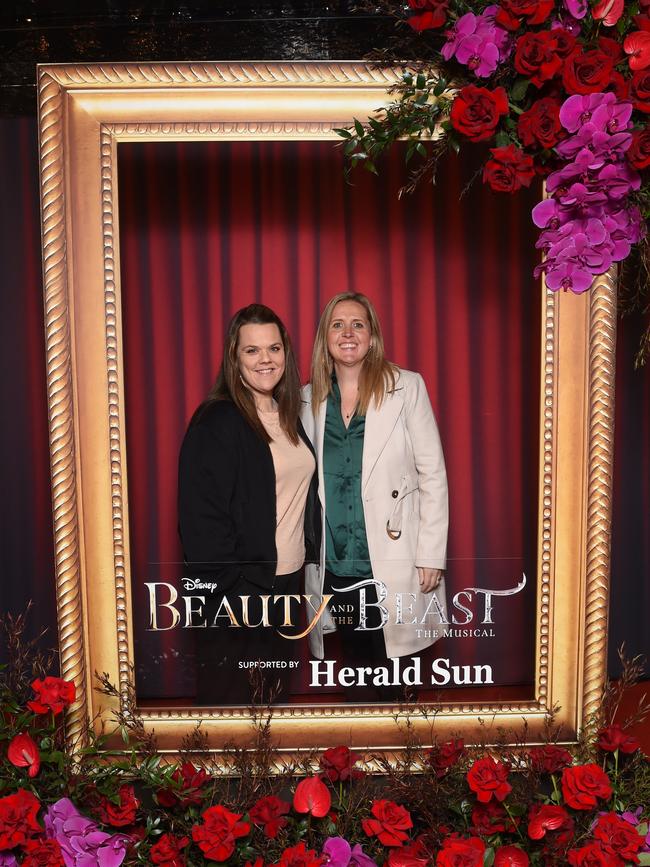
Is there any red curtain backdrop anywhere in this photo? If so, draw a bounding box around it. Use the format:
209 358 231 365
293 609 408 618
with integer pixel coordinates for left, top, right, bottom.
118 141 541 700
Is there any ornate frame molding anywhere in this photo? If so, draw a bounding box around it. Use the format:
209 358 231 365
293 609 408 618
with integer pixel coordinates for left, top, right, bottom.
37 62 615 758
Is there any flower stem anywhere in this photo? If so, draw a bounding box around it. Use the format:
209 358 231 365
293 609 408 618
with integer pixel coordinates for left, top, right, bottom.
504 802 525 842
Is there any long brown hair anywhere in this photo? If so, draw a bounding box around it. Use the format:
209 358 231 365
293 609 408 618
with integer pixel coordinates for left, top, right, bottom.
194 304 301 444
310 292 397 414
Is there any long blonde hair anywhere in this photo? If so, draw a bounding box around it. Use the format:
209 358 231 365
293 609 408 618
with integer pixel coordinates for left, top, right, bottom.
310 292 397 414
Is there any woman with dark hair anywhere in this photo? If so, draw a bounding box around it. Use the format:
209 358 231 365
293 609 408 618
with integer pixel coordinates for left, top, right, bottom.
178 304 320 705
302 292 448 701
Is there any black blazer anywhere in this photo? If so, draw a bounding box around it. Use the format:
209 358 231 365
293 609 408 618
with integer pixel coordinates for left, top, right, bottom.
178 399 320 592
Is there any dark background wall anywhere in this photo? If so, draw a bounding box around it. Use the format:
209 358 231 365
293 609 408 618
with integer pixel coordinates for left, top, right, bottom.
0 1 648 678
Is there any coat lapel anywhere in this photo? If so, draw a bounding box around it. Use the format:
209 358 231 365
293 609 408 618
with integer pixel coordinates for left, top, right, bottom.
313 398 327 508
362 380 405 492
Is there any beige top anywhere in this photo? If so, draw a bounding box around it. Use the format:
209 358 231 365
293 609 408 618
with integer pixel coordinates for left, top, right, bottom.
258 410 315 575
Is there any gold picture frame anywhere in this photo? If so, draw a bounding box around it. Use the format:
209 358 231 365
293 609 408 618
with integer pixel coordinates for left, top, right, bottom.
37 61 615 759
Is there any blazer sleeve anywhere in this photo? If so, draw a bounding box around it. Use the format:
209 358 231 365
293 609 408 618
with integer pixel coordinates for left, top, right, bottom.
178 419 241 589
404 372 449 570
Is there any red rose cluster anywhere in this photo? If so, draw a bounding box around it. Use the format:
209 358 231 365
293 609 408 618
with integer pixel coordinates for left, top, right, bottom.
393 0 650 289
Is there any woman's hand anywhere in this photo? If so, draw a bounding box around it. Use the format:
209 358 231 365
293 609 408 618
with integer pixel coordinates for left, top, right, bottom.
417 567 444 593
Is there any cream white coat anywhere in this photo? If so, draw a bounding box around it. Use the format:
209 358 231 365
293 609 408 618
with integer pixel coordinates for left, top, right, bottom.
301 368 448 659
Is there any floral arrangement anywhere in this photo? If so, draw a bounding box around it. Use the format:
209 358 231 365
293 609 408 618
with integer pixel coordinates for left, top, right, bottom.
338 0 650 356
0 614 649 867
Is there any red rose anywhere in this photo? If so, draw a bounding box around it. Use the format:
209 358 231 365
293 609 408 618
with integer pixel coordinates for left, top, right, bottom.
527 804 570 840
628 127 650 168
552 28 578 59
567 842 612 866
599 36 624 63
156 762 208 808
467 757 512 803
293 777 331 818
518 98 563 149
514 32 563 87
483 144 536 192
0 789 42 849
150 832 190 866
597 724 641 753
277 842 323 867
95 784 139 827
436 836 485 867
249 795 290 839
319 746 363 782
362 800 413 847
450 86 509 142
528 744 573 774
494 846 529 867
27 677 76 715
427 738 466 778
496 0 554 31
561 764 612 810
22 838 65 867
407 0 449 31
388 837 431 867
631 70 650 111
471 802 512 835
7 732 41 778
610 71 631 100
563 49 615 95
594 812 645 862
192 805 250 862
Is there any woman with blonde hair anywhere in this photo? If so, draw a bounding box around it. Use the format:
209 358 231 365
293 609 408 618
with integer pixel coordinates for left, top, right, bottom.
301 292 448 700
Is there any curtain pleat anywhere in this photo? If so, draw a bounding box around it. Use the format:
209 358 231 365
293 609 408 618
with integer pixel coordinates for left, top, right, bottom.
118 141 541 699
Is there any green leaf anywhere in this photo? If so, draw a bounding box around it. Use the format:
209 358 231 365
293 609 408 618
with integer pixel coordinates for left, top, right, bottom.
484 847 495 867
354 118 365 138
364 161 378 174
416 142 427 157
511 77 530 102
638 855 650 866
334 128 352 139
495 131 510 148
433 77 447 97
416 73 426 90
